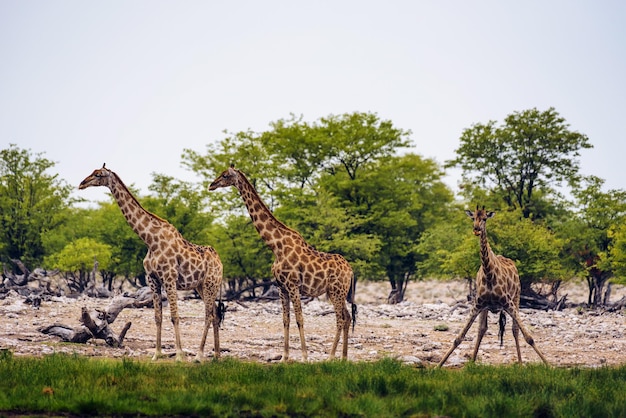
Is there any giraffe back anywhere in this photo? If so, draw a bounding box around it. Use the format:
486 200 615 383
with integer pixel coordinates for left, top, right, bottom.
272 243 353 300
143 229 222 291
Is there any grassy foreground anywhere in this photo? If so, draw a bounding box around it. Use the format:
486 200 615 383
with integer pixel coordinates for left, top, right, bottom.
0 350 624 418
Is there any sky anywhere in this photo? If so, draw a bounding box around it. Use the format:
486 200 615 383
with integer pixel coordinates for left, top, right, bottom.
1 1 625 206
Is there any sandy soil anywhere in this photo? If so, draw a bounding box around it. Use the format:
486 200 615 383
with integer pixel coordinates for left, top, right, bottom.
1 280 624 367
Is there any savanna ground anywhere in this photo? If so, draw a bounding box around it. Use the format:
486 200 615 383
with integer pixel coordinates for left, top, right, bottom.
1 280 624 367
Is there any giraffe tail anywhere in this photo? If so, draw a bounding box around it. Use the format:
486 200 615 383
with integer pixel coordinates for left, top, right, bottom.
348 274 358 333
498 311 506 347
216 300 226 328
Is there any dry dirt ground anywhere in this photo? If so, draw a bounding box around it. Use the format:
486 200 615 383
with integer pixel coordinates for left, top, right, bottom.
1 280 624 367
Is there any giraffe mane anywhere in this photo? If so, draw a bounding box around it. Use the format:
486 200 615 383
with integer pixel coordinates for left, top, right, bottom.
111 171 169 225
235 168 308 243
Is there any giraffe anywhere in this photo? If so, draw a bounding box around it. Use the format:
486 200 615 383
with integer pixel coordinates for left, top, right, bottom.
209 165 356 361
437 206 549 367
79 164 223 362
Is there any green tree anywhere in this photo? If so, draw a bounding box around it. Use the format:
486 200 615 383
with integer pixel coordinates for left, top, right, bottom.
607 224 626 286
182 112 414 297
415 206 476 281
85 201 146 289
321 153 453 302
45 237 113 293
489 210 569 292
447 108 592 218
563 176 626 306
0 144 72 266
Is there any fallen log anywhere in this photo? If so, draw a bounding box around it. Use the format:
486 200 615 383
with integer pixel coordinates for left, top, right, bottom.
604 296 626 312
39 298 133 348
39 323 93 344
520 293 567 311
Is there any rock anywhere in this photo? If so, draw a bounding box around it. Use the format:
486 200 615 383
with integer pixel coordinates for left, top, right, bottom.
399 355 422 365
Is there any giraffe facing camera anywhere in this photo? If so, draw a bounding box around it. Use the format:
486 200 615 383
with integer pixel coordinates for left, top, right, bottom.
437 206 550 367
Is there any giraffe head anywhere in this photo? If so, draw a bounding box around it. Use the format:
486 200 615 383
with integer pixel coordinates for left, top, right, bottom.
209 164 240 191
465 206 495 236
79 163 113 190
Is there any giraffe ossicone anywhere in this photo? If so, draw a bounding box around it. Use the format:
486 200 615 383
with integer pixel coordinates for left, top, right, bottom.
79 164 223 362
209 165 357 361
437 206 550 367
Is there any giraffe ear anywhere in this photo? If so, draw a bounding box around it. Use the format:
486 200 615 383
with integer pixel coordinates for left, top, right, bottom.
465 210 474 218
487 211 495 218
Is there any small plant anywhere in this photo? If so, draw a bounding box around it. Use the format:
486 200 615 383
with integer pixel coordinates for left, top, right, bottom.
0 349 13 362
434 323 449 331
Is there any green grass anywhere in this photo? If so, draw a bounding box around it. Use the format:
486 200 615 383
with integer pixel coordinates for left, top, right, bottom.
0 349 624 417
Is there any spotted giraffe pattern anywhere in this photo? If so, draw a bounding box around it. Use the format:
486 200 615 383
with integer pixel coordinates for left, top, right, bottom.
437 207 549 367
79 164 223 362
209 165 356 361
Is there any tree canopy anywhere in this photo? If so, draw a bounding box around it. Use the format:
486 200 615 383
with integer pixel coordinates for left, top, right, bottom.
0 144 72 266
4 107 626 307
447 107 592 218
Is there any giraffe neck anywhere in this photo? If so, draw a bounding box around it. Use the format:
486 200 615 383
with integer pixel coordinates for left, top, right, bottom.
108 173 164 246
479 227 499 284
235 172 302 254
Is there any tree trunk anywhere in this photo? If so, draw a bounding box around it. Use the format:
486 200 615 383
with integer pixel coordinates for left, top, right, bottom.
387 273 409 304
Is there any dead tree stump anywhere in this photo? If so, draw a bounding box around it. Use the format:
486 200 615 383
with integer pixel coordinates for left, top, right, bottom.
39 296 136 347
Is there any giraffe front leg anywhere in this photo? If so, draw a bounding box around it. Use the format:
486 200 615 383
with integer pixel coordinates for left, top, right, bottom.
194 283 209 362
279 289 291 362
149 278 164 361
438 307 481 367
506 308 550 365
164 279 185 362
471 310 488 362
291 292 308 362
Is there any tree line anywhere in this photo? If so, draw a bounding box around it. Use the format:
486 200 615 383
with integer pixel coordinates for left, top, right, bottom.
2 108 625 306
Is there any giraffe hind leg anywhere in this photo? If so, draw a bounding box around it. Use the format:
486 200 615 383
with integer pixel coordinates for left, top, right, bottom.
195 282 219 362
329 302 350 360
341 305 351 359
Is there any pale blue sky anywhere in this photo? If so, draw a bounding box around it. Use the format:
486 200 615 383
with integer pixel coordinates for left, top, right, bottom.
1 1 625 205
